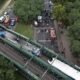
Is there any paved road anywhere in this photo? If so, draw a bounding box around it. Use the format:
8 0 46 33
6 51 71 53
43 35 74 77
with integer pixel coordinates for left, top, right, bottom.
33 22 59 53
33 19 78 65
5 31 51 63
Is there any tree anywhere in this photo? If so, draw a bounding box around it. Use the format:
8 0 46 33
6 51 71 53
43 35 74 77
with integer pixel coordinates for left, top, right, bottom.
71 40 80 56
0 0 5 4
52 0 75 4
53 0 80 58
64 2 73 13
69 20 80 40
68 9 80 24
14 0 44 23
0 55 15 80
54 4 66 21
73 0 80 9
53 3 68 26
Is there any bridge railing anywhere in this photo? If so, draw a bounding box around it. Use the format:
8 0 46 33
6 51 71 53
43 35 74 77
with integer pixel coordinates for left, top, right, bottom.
0 24 80 71
0 36 74 80
0 51 41 80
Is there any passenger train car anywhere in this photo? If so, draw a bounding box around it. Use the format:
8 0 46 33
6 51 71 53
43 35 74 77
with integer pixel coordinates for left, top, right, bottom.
48 58 80 80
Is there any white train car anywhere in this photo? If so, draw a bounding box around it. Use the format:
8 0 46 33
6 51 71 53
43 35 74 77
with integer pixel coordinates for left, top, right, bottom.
48 58 80 80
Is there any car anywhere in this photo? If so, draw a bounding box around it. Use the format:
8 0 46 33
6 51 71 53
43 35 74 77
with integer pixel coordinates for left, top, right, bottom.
0 16 5 23
24 42 41 56
32 48 41 56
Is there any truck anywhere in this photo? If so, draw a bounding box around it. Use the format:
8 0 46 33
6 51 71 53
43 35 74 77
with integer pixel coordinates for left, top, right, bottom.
49 28 56 40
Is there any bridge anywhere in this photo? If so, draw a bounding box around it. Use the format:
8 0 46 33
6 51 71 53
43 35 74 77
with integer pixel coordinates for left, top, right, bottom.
0 24 80 80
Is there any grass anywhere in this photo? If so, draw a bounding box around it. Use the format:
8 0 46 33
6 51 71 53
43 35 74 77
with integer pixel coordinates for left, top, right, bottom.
15 23 33 39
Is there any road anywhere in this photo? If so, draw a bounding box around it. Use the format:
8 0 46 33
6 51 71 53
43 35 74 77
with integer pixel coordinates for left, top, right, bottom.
4 31 50 62
33 21 59 53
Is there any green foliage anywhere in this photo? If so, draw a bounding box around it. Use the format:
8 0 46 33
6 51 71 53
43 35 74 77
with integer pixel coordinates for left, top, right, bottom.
68 9 80 24
71 40 80 56
0 0 6 7
64 2 73 13
0 0 6 3
68 0 80 56
69 20 80 40
15 23 33 39
54 4 66 21
0 55 15 80
54 0 80 56
52 0 75 4
73 0 80 9
14 0 44 23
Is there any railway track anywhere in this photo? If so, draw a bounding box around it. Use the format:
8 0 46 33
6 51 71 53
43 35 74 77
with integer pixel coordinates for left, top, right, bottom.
0 25 78 80
2 30 53 64
0 25 54 64
0 41 58 80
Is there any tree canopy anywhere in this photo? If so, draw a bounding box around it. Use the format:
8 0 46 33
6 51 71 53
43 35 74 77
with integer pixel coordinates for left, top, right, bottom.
0 0 5 3
54 0 80 56
71 40 80 56
0 55 15 80
54 4 66 21
14 0 44 23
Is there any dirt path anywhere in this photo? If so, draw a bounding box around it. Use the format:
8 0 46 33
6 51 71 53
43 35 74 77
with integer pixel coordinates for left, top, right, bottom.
0 0 12 15
54 20 63 53
61 30 77 63
54 20 77 64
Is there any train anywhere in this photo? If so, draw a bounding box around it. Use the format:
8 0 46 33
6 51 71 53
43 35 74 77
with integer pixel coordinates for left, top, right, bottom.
48 58 80 80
